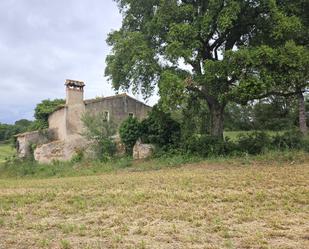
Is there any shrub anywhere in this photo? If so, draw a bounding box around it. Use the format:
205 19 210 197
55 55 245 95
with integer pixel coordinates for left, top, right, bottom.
237 132 271 155
183 134 235 157
271 130 306 150
70 149 84 163
34 99 65 129
82 112 117 161
97 139 117 161
140 106 181 148
119 116 141 154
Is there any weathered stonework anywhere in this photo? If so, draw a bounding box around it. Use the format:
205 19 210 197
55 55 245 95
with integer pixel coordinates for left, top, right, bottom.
34 135 89 164
133 141 155 160
15 79 151 163
16 129 56 158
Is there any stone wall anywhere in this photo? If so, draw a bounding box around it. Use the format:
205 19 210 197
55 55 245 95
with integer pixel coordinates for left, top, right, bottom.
133 141 155 160
66 103 85 137
48 107 67 140
34 135 89 164
16 92 151 163
85 94 152 127
16 129 56 158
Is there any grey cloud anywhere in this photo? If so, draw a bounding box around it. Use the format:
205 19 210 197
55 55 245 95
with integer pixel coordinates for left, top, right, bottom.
0 0 124 123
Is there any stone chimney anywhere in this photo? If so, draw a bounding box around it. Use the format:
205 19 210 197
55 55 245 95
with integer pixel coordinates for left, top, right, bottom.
64 79 85 137
65 79 85 105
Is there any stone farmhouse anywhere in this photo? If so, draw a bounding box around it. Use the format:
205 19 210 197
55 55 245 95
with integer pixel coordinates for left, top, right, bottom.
16 80 152 163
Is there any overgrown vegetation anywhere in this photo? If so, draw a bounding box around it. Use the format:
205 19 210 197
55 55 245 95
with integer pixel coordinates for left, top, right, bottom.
140 105 181 148
33 99 65 129
116 105 309 159
0 142 14 164
81 111 117 161
119 116 141 154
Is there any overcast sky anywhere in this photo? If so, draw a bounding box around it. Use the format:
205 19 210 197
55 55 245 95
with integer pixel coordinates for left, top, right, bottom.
0 0 158 124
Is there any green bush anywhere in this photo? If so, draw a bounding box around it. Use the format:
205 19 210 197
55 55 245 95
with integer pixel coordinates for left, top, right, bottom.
34 99 65 129
183 135 236 157
119 116 141 154
140 106 181 148
70 150 84 163
82 112 117 161
182 130 308 157
271 130 306 150
96 139 117 161
237 132 271 155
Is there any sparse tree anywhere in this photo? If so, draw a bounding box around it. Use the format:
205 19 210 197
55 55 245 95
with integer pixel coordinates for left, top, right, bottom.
82 112 117 160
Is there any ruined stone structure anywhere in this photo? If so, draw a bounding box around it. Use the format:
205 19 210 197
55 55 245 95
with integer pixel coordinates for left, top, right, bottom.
133 140 155 160
16 80 152 163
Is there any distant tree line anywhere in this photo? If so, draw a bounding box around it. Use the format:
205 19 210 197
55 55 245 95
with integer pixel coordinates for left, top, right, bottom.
0 99 65 142
0 119 33 142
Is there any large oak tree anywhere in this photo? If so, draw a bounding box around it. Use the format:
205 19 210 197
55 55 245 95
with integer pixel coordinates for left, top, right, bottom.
105 0 300 138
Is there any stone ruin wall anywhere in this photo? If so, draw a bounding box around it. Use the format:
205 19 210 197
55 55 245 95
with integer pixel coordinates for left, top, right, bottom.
16 129 57 158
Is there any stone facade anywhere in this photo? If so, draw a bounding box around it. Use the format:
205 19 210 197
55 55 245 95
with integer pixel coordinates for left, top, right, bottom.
16 79 152 163
34 135 89 164
85 94 151 125
133 141 155 160
15 129 56 158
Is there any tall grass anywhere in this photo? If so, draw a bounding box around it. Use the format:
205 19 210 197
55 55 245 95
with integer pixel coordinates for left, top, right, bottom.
1 149 308 179
224 130 285 141
0 142 14 164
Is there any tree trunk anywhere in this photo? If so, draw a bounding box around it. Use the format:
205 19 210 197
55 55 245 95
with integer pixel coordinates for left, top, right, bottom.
297 91 308 136
209 103 225 139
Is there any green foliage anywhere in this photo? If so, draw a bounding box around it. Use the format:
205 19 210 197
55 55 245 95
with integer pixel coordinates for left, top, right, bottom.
252 98 295 131
0 99 66 142
14 119 32 128
0 156 134 179
28 120 49 131
82 112 117 161
0 143 15 164
119 116 141 154
0 123 16 141
140 105 181 148
229 41 309 102
181 130 309 157
106 0 303 138
70 150 84 164
180 95 210 137
0 119 34 142
224 103 253 131
272 130 307 150
224 97 299 131
34 99 65 129
183 135 235 157
237 132 271 155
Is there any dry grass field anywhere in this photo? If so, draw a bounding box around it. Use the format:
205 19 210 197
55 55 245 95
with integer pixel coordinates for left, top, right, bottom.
0 159 308 249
